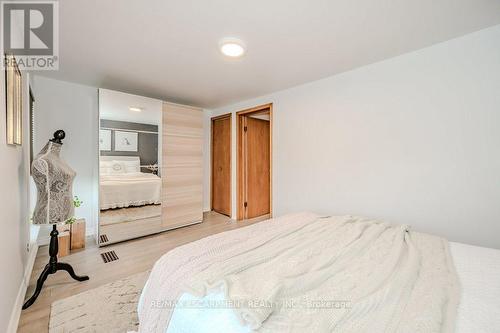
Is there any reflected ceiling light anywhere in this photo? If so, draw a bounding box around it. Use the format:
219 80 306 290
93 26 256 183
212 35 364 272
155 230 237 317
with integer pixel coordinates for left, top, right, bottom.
129 107 142 112
220 38 246 58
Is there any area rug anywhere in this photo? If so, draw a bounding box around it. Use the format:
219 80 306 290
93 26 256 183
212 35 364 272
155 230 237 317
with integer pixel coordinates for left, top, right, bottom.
100 204 161 226
49 271 149 333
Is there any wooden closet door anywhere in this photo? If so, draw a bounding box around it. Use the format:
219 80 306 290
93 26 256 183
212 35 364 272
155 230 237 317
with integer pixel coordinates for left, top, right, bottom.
244 117 270 219
162 103 203 229
211 116 231 216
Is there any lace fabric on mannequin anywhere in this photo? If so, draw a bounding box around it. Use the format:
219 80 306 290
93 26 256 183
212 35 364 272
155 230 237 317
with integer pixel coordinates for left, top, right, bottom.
32 142 76 224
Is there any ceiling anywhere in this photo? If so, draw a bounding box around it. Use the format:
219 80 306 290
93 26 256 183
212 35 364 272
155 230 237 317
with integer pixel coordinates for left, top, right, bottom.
37 0 500 108
99 89 162 125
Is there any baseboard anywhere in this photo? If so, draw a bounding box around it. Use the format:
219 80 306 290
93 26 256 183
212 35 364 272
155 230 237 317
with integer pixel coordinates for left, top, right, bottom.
7 242 38 333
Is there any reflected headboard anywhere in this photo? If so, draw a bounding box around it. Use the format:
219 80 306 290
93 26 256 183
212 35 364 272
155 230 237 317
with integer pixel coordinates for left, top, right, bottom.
100 156 140 163
100 156 140 173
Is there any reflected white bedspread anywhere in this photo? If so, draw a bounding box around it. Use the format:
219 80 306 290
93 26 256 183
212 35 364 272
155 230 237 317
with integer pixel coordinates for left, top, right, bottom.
100 172 161 210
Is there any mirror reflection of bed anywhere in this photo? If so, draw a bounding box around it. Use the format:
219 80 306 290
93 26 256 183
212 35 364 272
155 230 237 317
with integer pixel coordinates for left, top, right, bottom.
98 89 163 245
99 156 162 244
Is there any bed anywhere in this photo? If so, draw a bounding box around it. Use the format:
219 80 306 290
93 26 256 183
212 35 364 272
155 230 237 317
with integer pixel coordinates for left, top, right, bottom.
137 213 500 333
100 156 161 210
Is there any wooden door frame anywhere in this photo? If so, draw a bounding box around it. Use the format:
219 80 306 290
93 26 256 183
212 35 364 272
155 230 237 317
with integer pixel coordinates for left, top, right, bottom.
210 113 232 216
236 103 273 220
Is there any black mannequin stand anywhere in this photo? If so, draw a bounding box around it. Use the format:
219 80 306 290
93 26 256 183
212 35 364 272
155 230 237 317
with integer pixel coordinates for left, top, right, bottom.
23 130 89 309
22 224 89 309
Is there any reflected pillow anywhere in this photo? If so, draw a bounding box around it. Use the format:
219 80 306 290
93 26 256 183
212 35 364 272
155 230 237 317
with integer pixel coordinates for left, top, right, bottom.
122 160 140 173
109 161 126 174
100 160 113 175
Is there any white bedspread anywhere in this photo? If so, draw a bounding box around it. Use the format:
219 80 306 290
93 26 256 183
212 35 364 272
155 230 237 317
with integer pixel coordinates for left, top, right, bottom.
138 213 460 333
100 172 161 210
139 240 500 333
451 242 500 333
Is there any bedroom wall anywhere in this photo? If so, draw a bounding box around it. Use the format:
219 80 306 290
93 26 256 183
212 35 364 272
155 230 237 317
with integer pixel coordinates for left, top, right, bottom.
100 119 159 166
0 71 33 331
206 25 500 249
31 76 99 240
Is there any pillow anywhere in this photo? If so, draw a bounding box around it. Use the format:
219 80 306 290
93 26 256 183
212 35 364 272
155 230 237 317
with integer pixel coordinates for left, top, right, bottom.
109 161 126 174
99 160 113 175
122 160 140 173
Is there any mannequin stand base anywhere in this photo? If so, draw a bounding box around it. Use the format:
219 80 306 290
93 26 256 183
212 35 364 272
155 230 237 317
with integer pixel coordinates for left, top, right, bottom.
22 225 89 310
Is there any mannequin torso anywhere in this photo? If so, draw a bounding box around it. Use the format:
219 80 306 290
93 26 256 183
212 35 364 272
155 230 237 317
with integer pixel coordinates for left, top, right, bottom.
32 141 76 225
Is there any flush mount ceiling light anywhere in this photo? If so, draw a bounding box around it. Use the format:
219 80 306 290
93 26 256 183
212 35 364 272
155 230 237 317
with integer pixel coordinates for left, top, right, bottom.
219 38 246 58
129 107 142 112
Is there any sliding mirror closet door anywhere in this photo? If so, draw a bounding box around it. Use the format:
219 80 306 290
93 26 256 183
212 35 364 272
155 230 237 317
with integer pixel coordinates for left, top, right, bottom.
162 102 203 229
98 89 163 245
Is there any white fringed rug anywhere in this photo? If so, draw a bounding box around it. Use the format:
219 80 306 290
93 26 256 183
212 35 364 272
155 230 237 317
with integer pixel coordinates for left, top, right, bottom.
49 271 149 333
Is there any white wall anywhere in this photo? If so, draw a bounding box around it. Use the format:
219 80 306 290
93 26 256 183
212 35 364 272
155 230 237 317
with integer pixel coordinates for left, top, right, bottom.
0 72 32 331
207 25 500 249
32 77 99 239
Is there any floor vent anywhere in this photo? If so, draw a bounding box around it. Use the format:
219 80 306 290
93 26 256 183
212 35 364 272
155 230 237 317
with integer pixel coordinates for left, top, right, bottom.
101 250 119 263
100 234 109 243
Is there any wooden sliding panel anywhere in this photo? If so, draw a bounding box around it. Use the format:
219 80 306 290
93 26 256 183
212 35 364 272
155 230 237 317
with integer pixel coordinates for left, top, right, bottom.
162 102 203 229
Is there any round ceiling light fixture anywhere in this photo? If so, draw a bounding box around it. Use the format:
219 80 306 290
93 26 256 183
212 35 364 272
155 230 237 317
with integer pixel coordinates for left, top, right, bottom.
219 38 246 58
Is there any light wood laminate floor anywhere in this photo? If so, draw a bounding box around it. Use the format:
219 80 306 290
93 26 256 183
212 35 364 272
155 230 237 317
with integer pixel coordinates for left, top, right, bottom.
17 211 268 333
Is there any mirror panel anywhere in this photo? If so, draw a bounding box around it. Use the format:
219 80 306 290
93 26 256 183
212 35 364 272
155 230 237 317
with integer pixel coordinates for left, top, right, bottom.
98 89 163 245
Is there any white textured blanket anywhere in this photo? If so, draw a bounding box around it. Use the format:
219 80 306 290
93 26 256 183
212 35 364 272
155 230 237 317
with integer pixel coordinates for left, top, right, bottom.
138 213 460 332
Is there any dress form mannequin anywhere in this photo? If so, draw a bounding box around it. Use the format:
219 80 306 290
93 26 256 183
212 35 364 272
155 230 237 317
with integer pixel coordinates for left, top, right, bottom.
23 130 89 309
32 134 75 225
